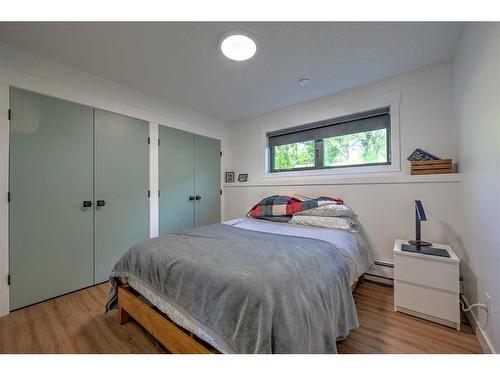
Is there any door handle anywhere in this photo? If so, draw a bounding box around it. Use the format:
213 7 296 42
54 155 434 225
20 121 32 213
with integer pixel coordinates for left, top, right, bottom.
195 195 201 201
96 200 106 207
83 200 92 208
189 196 195 201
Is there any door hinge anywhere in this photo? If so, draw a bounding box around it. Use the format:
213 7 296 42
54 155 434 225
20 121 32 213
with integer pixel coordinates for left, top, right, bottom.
7 192 10 203
158 190 160 197
7 274 11 286
220 151 222 157
8 109 11 120
148 190 151 198
220 189 222 195
158 139 160 146
147 137 151 144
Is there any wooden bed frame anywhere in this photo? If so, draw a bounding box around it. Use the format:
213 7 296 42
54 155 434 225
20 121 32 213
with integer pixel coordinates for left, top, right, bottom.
117 275 364 354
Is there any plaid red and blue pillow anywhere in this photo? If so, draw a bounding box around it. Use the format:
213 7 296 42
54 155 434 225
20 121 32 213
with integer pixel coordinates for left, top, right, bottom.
247 195 344 219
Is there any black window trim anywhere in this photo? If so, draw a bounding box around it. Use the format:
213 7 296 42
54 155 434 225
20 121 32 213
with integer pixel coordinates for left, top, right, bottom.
267 107 392 173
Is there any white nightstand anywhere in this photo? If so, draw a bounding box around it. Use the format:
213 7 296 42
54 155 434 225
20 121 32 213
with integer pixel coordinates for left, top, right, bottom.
393 239 460 331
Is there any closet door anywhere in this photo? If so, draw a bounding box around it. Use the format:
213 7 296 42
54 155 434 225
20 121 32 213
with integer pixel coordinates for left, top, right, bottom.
159 126 194 235
94 109 149 283
194 135 221 227
9 88 94 310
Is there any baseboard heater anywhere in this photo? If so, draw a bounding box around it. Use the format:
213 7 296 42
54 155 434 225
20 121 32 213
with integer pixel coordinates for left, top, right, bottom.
364 260 394 285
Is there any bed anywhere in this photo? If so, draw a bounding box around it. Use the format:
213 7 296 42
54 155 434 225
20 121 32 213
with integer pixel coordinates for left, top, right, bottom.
106 218 372 354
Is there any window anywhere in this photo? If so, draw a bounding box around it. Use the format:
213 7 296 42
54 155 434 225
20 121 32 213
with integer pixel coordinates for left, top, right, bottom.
267 107 391 172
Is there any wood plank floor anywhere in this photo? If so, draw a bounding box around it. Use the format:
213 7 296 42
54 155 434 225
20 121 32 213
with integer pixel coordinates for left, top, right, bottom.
337 281 482 353
0 280 482 354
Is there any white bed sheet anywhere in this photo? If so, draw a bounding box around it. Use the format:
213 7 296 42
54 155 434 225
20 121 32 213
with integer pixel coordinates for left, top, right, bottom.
224 218 373 284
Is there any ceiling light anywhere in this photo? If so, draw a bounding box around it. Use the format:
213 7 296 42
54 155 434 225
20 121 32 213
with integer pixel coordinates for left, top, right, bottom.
220 31 257 61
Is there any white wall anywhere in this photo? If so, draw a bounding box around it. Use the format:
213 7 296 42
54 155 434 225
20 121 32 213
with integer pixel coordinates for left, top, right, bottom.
223 62 463 265
453 23 500 353
225 61 457 181
0 41 228 316
225 178 462 262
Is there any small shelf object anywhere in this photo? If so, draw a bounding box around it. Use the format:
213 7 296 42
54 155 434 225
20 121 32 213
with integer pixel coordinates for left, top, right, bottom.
411 159 452 175
393 239 460 331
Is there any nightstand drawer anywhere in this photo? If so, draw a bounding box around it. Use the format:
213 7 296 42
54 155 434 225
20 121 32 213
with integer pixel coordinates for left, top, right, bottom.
394 254 459 292
395 282 459 323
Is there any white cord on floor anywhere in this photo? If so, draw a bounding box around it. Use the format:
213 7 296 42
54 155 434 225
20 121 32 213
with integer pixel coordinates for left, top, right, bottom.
460 299 489 329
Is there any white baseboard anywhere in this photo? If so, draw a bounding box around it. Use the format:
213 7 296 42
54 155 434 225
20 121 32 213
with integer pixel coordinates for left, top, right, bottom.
364 274 394 285
365 260 394 283
461 295 496 354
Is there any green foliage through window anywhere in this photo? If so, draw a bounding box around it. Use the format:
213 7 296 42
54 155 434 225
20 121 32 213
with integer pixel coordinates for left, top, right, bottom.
272 129 388 171
274 141 315 170
324 129 387 167
269 109 390 172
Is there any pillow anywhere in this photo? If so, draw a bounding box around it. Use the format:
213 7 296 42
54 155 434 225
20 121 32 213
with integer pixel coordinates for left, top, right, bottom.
247 195 345 218
247 195 314 218
289 215 359 232
294 204 354 218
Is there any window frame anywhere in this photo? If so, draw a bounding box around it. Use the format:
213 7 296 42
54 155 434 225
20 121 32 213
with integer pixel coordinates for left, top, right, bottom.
268 107 392 173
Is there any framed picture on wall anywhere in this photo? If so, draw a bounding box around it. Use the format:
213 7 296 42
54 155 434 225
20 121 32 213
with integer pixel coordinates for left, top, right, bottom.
225 171 235 183
237 173 248 182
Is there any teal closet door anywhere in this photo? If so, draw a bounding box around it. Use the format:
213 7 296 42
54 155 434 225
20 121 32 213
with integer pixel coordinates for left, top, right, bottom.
9 88 94 310
94 109 149 283
159 126 194 234
194 135 221 227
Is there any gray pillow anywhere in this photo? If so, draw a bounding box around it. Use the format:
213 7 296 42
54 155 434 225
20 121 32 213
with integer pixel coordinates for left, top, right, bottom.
289 215 359 232
294 204 354 218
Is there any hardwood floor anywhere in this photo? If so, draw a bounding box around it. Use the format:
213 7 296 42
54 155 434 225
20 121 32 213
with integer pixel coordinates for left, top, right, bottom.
0 280 483 354
0 283 166 354
337 281 482 354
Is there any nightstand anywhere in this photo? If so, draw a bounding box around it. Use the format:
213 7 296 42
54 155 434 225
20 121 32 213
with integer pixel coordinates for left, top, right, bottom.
393 239 460 331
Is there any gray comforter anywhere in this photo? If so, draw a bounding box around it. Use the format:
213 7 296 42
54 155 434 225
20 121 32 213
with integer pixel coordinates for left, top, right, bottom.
106 223 358 353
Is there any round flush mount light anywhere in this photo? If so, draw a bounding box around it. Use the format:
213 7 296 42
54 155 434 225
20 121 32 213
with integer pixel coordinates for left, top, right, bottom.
220 31 257 61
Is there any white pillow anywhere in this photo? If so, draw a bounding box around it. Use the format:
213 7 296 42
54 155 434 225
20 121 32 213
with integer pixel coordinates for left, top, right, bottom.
289 215 359 232
294 204 354 218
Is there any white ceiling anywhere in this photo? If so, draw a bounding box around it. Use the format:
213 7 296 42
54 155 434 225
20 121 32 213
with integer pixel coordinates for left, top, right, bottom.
0 22 463 122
